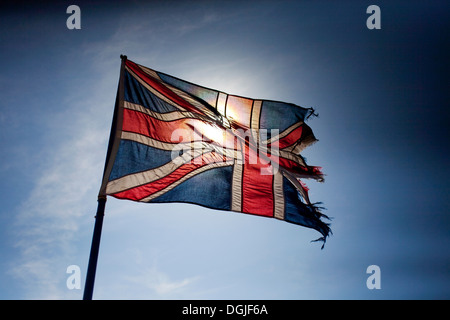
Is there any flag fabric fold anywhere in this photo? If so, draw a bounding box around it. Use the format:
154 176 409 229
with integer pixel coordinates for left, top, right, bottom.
100 57 331 247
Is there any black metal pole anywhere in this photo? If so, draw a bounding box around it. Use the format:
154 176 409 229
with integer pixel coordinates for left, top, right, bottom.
83 196 106 300
83 55 126 300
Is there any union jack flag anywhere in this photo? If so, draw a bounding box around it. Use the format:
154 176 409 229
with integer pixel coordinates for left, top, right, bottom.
99 56 330 246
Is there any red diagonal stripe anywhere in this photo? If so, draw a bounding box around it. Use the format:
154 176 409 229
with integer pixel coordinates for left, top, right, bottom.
269 125 303 149
126 60 204 116
122 108 195 143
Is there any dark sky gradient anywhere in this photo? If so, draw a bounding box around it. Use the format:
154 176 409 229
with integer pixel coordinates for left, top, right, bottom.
0 0 448 299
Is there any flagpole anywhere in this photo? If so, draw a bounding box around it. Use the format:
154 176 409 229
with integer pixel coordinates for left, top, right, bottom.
83 196 106 300
83 55 127 300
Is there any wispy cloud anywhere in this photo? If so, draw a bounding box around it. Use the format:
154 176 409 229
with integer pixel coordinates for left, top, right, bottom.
9 52 117 299
125 265 200 298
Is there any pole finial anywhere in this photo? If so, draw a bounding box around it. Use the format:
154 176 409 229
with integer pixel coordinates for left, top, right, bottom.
120 54 127 61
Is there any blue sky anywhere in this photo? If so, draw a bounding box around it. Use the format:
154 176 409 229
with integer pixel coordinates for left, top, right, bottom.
0 0 449 299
